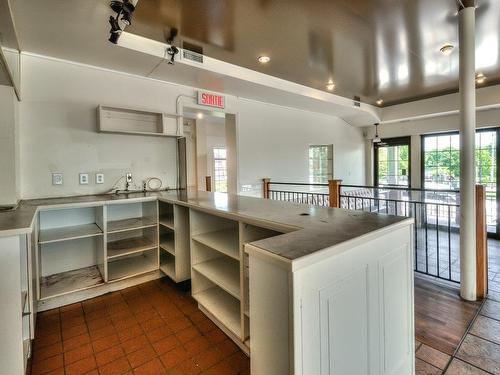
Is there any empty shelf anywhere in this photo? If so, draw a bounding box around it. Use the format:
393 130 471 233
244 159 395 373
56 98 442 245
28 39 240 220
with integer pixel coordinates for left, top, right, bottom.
108 253 158 281
107 217 157 233
193 258 240 299
107 236 158 259
194 287 241 337
40 265 103 300
159 238 175 255
159 217 174 230
39 223 103 244
192 229 239 260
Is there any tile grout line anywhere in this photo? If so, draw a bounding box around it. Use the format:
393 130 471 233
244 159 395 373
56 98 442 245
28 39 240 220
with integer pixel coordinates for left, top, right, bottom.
441 296 488 374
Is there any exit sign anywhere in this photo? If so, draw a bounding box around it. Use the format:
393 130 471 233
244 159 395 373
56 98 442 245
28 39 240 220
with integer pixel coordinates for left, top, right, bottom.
197 91 225 109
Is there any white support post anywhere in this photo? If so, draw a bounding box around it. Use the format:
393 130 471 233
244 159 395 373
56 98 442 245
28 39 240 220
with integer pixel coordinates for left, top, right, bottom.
458 3 477 301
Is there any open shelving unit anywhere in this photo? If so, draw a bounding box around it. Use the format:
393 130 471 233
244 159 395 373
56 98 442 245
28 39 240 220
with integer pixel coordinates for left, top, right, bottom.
106 201 158 282
37 205 105 300
190 210 242 341
239 223 284 350
98 105 181 137
158 201 190 282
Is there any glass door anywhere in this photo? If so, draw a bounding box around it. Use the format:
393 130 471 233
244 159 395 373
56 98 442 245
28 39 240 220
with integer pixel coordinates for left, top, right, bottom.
374 137 411 187
422 129 499 236
476 130 497 235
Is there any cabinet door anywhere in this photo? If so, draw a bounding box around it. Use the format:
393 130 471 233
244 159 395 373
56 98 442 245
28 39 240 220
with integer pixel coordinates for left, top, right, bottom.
297 226 414 375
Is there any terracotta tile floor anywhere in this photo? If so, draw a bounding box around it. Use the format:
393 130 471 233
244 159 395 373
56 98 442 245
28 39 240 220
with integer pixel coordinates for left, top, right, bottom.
30 278 250 375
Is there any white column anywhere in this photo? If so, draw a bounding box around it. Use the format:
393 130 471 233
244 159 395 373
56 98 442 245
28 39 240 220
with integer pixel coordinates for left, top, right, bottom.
459 4 477 301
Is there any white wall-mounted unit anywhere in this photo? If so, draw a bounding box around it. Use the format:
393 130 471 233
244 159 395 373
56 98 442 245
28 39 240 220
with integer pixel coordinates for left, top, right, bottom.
97 105 181 137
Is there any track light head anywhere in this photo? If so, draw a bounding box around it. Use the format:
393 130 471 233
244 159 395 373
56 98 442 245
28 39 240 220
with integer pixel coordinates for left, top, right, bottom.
108 31 121 44
121 11 132 26
108 15 121 33
109 0 135 26
167 46 179 64
110 1 123 13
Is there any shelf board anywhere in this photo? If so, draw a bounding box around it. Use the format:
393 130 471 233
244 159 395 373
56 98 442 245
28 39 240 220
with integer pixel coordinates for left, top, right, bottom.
108 254 158 281
107 217 157 234
193 287 241 337
107 236 158 259
39 223 103 244
40 265 104 300
192 229 239 261
160 262 175 279
193 258 240 299
159 217 174 230
160 239 175 255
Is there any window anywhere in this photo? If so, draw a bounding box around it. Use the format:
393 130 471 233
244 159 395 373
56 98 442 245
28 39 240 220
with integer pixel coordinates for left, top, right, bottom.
309 145 333 184
374 137 410 187
213 148 227 193
422 130 498 234
422 133 460 190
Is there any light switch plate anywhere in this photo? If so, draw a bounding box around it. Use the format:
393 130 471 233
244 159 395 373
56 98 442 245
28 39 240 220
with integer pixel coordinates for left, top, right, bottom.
96 173 104 184
52 173 63 185
79 173 89 185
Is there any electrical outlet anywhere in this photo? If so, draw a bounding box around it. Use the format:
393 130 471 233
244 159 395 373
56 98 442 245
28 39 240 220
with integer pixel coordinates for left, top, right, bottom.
52 173 63 185
126 173 133 183
96 173 104 184
79 173 89 185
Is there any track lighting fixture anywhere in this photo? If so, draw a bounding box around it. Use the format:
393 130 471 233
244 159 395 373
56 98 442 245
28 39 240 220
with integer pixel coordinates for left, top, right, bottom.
108 0 135 44
108 15 122 44
373 123 382 143
166 28 180 65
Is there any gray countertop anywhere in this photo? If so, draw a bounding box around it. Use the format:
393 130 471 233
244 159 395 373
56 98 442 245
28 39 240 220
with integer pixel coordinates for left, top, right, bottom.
0 189 412 261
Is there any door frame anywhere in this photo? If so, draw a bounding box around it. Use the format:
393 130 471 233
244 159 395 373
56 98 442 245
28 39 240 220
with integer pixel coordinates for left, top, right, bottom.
374 136 412 187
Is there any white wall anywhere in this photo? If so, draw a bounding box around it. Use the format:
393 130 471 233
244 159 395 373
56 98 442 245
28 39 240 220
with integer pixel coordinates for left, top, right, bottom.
19 54 181 198
0 85 18 205
237 99 366 195
18 53 366 199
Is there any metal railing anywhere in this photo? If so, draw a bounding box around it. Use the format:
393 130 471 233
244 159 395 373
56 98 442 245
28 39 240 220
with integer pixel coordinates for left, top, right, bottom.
265 180 461 283
340 185 460 283
267 182 330 206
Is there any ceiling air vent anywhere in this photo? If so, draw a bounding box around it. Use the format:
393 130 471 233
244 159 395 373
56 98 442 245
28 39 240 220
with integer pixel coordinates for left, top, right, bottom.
182 41 204 64
353 96 361 107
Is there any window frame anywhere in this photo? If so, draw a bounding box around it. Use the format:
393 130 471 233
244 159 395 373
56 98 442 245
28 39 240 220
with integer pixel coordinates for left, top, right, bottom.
308 144 334 184
212 147 228 193
374 136 411 187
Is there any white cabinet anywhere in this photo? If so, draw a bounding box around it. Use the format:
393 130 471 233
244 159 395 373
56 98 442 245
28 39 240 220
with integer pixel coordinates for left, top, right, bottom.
98 105 181 137
246 223 415 375
0 233 34 375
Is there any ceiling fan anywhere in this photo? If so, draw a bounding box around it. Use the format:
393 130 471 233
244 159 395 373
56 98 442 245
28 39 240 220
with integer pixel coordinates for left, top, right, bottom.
373 123 387 146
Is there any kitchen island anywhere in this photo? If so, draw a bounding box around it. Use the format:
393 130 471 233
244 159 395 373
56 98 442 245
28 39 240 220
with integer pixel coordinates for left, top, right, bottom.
0 189 414 375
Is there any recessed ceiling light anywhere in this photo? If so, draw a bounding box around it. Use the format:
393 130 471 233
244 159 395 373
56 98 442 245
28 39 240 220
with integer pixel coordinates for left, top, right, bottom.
326 80 335 91
196 113 204 119
476 73 486 84
376 99 384 106
440 43 454 56
258 56 271 63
